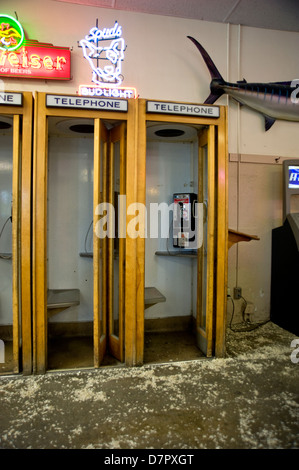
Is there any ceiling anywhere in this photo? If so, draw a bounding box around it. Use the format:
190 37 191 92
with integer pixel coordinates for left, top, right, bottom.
53 0 299 33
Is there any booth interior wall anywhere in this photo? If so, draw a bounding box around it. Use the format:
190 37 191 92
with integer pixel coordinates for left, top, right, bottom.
47 126 94 326
145 137 198 326
0 132 13 328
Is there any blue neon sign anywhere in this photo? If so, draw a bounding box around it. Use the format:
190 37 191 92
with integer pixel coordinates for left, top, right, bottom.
79 21 125 87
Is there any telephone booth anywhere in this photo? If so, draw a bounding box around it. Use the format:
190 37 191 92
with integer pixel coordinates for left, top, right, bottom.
32 92 138 373
0 92 33 375
31 93 227 374
136 100 228 364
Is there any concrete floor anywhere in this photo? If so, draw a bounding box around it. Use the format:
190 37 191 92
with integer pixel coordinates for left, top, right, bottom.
0 321 298 449
45 330 204 370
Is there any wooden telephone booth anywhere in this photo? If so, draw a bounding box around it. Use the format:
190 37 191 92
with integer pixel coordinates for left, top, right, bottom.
29 93 227 374
136 100 228 363
0 92 33 375
32 92 138 374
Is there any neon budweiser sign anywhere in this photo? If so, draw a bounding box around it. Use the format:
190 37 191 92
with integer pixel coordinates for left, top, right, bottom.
0 14 71 80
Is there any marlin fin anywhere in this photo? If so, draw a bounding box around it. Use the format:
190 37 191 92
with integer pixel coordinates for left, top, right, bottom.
187 36 224 82
269 81 292 86
204 92 222 104
264 115 276 131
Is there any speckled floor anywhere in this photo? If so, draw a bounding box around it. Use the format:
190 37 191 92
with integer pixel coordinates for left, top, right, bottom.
0 322 298 449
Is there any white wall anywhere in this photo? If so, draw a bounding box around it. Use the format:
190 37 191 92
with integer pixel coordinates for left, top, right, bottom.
1 0 299 323
47 128 94 323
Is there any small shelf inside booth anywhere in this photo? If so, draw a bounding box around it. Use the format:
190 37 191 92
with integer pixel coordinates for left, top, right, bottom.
79 251 119 259
155 250 197 258
144 287 166 309
47 289 80 318
79 252 93 258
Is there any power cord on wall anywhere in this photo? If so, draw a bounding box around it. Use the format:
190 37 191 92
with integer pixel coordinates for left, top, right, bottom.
84 220 93 253
228 293 270 332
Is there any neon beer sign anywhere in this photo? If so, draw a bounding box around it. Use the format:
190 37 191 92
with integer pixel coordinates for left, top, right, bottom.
79 20 137 98
79 21 124 85
79 84 137 99
0 14 71 80
0 14 24 51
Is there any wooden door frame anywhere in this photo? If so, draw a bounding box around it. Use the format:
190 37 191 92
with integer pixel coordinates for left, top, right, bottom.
0 92 33 375
32 92 138 373
136 99 228 363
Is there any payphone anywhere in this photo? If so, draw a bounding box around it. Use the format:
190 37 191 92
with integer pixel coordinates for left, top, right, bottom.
271 160 299 335
173 193 197 249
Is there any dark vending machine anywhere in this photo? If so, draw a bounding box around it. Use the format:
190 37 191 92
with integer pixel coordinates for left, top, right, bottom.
271 160 299 335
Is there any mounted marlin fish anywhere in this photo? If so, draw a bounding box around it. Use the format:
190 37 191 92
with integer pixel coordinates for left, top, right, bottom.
187 36 299 131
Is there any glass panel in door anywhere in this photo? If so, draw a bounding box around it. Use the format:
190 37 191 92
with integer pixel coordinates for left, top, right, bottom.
196 126 215 356
47 116 94 370
108 123 126 362
94 119 108 366
0 114 21 374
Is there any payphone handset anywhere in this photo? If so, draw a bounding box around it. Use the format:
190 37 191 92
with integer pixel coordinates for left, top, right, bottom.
173 193 197 249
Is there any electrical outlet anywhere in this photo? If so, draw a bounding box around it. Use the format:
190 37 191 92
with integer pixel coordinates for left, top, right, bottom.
227 287 231 297
234 287 242 299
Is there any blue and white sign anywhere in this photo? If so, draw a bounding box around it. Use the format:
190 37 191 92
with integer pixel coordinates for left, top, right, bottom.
46 94 128 111
288 166 299 188
147 100 220 117
0 92 22 106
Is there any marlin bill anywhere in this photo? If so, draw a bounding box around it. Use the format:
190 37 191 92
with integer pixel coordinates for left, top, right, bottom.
188 36 299 131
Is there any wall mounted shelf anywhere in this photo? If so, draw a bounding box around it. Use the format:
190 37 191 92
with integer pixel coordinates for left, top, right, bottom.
155 250 197 258
79 252 93 258
47 288 80 318
144 287 166 309
0 253 12 259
